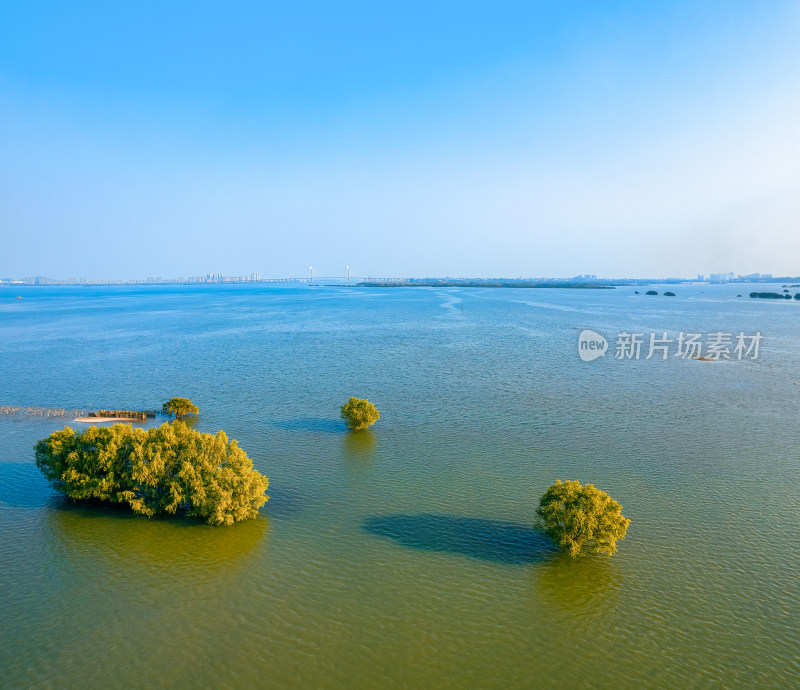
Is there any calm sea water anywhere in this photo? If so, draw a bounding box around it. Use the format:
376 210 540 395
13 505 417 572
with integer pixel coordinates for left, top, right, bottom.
1 283 798 688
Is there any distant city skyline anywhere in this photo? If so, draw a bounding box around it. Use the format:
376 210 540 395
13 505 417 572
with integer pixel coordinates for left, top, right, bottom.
2 2 800 278
2 270 796 286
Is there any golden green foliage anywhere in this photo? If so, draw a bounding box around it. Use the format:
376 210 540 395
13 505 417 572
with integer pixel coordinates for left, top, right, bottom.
34 424 137 502
536 479 630 557
34 422 268 526
162 397 199 418
340 397 380 431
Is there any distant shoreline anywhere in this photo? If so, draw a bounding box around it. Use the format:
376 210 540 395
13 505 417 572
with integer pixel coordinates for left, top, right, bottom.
356 281 615 289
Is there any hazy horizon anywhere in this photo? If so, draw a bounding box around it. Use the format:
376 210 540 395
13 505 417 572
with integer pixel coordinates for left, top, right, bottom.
2 1 800 279
2 270 797 284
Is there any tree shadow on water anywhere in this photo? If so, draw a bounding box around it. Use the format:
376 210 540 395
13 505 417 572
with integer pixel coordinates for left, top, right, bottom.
0 462 52 509
362 514 558 564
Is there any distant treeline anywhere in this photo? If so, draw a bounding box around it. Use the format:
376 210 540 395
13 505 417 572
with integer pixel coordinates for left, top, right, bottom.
750 292 800 300
91 409 158 420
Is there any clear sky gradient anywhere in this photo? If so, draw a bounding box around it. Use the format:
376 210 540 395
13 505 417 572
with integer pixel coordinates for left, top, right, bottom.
2 1 799 279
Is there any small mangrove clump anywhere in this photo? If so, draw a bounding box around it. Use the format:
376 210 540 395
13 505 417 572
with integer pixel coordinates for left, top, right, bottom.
341 397 380 431
536 479 630 557
162 397 199 419
35 422 268 525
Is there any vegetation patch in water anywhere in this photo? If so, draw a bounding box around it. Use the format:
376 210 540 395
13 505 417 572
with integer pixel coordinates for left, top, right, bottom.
34 422 268 525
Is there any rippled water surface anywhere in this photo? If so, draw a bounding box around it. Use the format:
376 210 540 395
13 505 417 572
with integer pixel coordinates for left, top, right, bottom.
1 283 798 688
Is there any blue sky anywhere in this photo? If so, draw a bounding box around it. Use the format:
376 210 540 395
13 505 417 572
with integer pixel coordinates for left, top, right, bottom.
2 1 799 279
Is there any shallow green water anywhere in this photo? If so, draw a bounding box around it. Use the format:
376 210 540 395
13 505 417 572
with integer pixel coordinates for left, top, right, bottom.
1 284 798 688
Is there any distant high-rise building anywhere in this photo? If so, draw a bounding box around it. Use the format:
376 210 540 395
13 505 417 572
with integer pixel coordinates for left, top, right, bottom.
709 272 735 282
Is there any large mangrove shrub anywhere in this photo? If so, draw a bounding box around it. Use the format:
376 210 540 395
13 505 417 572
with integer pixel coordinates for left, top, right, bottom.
340 397 380 431
35 422 268 526
536 479 630 557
